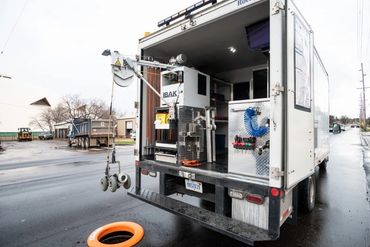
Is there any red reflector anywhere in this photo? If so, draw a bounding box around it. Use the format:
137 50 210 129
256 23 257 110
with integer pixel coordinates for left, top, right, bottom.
271 188 280 197
246 194 264 205
141 169 149 175
279 190 285 197
282 209 290 219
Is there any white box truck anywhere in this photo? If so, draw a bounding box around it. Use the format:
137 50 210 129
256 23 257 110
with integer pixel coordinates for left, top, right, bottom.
106 0 329 244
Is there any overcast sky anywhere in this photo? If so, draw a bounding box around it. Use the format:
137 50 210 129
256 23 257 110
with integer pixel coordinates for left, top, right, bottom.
1 0 369 131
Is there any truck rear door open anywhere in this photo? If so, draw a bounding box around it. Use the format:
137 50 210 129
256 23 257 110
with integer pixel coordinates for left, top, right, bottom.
285 0 315 189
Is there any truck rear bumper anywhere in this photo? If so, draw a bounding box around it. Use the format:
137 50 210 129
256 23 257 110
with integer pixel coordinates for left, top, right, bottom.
128 187 275 245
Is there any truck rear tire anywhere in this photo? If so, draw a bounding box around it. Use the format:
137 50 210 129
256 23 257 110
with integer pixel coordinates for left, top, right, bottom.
299 175 316 213
85 137 90 149
319 159 327 170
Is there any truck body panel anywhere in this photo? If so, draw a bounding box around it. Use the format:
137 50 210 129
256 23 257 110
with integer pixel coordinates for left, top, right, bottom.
69 119 114 148
127 0 329 244
313 49 330 166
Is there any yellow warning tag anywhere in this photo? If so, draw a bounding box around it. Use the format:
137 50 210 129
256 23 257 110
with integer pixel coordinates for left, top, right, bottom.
114 58 122 67
156 113 169 125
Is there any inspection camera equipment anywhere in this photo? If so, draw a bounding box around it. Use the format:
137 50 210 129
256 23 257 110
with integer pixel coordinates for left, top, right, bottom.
103 51 216 167
160 67 210 109
155 67 214 165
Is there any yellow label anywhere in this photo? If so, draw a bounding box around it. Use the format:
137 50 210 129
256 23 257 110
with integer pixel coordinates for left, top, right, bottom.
114 58 121 67
156 113 169 125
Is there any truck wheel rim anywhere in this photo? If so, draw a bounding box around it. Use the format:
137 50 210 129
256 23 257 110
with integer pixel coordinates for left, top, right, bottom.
87 222 144 247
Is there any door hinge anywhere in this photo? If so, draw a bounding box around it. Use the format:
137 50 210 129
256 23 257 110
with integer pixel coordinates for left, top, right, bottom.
272 1 285 15
134 148 138 156
271 167 284 180
272 84 285 96
134 101 139 109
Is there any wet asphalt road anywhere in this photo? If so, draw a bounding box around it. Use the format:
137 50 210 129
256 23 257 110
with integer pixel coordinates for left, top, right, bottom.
0 129 369 247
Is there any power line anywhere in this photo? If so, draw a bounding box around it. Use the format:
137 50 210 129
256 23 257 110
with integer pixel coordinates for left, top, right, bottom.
0 102 32 109
366 0 370 59
0 0 29 56
358 0 361 59
360 0 364 58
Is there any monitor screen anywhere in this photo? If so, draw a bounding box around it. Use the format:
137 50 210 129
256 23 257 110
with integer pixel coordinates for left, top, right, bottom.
246 19 270 51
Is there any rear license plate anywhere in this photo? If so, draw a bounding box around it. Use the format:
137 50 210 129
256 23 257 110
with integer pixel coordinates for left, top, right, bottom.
185 179 203 193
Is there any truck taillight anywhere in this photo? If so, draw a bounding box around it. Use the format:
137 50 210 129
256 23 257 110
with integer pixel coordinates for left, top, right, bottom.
141 169 149 175
245 194 264 205
135 160 140 166
270 188 284 197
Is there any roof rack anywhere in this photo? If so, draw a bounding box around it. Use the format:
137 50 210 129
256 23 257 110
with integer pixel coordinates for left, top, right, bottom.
158 0 217 27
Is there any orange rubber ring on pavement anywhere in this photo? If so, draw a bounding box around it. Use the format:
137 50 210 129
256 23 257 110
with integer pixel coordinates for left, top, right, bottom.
87 221 144 247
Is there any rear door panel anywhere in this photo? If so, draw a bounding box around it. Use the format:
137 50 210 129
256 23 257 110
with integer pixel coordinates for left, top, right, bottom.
285 0 314 189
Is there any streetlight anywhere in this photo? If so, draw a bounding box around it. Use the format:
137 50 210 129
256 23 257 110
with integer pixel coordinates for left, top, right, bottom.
0 74 12 79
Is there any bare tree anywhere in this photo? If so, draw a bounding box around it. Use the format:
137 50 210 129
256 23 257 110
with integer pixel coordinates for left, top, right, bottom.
61 95 115 120
61 95 86 119
340 115 350 125
31 95 116 131
30 110 53 132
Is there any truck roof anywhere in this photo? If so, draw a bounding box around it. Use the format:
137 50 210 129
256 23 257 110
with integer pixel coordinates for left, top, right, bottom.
139 0 268 47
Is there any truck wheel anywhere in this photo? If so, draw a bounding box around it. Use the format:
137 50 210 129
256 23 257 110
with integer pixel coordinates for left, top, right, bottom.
299 175 316 213
109 176 119 192
85 138 90 149
319 160 327 170
101 176 108 191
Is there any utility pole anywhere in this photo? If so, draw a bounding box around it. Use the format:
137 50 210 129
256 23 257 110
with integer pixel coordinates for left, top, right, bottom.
360 63 367 130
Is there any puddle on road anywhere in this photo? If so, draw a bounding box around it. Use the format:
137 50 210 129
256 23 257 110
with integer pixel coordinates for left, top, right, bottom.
360 136 370 207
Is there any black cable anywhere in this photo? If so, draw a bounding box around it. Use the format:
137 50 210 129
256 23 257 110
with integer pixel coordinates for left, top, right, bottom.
1 0 29 56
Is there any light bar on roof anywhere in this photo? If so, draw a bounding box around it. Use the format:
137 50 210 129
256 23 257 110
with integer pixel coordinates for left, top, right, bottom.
157 0 217 27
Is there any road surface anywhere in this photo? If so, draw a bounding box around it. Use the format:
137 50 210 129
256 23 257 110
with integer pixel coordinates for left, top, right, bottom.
0 130 369 247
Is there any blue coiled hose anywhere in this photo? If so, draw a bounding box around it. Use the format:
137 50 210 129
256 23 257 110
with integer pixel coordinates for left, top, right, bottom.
244 107 269 137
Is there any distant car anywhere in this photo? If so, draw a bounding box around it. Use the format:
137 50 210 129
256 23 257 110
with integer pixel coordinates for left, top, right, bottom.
332 124 341 134
130 131 136 140
39 132 53 140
